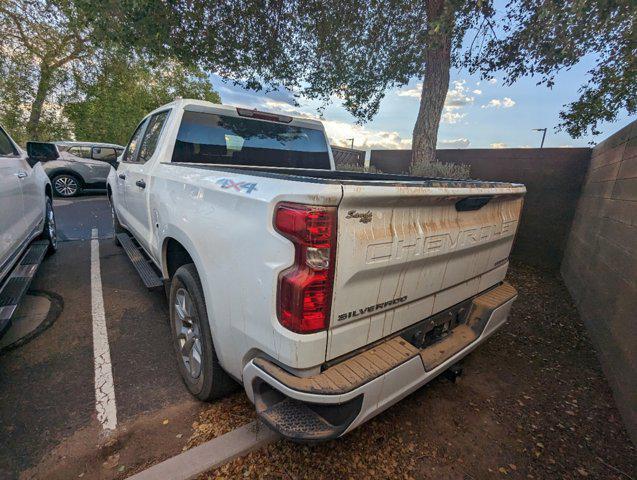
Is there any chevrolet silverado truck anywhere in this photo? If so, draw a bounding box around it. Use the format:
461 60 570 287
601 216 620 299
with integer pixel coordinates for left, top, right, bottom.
107 99 525 442
0 129 57 337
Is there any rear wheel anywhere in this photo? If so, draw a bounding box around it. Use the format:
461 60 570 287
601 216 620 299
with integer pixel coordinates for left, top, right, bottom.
169 263 236 401
52 174 82 197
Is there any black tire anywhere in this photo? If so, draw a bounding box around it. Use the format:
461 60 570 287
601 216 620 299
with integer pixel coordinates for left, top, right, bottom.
52 173 82 197
110 196 126 246
169 263 236 401
42 196 57 254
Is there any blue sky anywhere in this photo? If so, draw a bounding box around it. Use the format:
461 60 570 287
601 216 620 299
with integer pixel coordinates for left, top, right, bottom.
210 46 632 151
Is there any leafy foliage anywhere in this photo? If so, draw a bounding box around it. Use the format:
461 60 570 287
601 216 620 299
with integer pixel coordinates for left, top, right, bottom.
0 0 93 142
0 0 220 144
65 56 220 145
81 1 490 121
470 0 636 138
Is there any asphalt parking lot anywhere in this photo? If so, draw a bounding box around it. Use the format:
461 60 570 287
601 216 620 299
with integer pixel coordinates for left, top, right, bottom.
0 194 205 479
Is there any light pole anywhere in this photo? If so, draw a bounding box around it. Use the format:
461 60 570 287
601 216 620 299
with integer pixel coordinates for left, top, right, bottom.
346 138 354 149
532 128 547 148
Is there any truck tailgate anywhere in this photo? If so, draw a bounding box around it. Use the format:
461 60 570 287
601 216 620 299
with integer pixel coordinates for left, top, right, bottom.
327 182 525 360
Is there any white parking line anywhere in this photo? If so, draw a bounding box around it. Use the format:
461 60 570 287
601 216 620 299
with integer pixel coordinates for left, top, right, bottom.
91 228 118 431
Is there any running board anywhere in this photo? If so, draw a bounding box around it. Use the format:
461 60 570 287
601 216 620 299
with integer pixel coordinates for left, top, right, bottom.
0 240 49 334
116 233 163 290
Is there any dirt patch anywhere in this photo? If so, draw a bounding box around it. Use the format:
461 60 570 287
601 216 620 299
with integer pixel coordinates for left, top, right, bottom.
24 401 203 480
196 262 636 479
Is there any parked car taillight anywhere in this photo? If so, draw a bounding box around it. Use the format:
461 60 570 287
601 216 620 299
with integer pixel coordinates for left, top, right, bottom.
274 202 337 334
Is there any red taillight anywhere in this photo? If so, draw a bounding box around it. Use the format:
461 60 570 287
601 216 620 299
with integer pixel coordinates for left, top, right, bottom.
275 203 337 334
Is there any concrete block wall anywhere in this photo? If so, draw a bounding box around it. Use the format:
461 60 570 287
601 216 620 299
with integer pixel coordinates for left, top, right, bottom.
561 120 637 444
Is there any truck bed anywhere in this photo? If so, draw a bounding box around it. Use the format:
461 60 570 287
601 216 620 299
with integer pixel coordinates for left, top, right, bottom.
170 163 522 189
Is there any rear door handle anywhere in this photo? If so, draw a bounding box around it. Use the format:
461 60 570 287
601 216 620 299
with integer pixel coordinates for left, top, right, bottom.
118 173 126 180
135 180 146 189
15 171 27 179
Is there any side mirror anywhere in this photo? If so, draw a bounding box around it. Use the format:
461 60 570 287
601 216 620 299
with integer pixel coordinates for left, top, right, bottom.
27 142 60 162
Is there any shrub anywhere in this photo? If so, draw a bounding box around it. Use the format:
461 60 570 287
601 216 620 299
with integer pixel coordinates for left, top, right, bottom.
336 160 471 180
410 161 471 179
336 163 380 173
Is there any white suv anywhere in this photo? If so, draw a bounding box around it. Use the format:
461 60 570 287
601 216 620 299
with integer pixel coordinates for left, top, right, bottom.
0 128 57 336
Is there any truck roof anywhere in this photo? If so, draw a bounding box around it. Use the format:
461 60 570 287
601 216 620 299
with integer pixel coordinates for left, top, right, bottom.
152 98 326 131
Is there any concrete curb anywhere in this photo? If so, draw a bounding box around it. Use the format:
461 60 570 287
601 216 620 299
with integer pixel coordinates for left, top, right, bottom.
126 421 280 480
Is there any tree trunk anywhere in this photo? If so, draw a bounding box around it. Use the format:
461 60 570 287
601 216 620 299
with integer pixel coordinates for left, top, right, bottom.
26 65 53 140
410 0 453 174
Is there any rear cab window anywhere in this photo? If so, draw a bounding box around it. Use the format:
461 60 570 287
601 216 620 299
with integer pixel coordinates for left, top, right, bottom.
171 110 331 169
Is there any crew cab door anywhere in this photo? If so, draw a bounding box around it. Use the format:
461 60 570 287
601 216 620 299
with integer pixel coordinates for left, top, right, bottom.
0 127 27 275
116 117 149 239
119 110 169 252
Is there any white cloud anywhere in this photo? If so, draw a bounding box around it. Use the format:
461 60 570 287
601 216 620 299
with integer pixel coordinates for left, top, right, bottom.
397 79 475 106
440 138 470 148
441 80 474 124
441 110 467 124
482 97 516 109
397 84 421 98
488 78 498 85
260 99 307 116
473 89 482 95
490 142 508 149
324 120 412 150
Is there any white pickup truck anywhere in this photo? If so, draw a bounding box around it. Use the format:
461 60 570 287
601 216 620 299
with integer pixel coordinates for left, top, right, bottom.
108 99 525 442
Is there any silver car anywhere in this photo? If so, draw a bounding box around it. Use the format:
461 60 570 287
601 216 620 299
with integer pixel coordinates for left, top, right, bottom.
43 141 124 197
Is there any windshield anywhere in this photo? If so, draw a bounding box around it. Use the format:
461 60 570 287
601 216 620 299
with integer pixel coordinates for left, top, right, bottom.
172 111 331 169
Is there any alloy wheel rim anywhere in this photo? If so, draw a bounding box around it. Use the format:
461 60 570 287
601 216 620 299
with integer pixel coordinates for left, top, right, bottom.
54 177 77 196
173 288 203 380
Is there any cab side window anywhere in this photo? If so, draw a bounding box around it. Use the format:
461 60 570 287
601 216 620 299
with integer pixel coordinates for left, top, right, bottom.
123 118 149 163
138 111 169 163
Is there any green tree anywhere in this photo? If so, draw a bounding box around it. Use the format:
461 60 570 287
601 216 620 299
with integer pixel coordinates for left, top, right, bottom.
80 0 494 171
72 0 637 167
0 0 95 141
471 0 636 138
65 56 220 145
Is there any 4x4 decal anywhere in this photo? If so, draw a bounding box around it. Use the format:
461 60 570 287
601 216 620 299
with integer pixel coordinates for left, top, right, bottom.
216 178 258 194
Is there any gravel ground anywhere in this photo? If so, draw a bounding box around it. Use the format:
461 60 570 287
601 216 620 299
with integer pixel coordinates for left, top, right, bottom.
190 262 635 480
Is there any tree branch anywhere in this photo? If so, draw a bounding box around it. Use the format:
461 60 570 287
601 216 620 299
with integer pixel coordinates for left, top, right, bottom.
0 7 39 57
